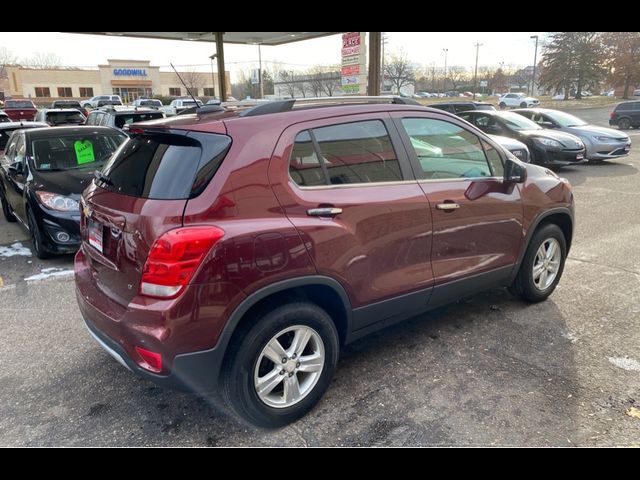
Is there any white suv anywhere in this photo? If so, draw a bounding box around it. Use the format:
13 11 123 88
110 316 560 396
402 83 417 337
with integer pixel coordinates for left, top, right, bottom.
81 95 123 109
499 93 540 109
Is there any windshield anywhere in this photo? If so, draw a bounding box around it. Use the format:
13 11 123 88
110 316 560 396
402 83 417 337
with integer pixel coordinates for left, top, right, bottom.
545 110 588 127
54 101 81 108
140 100 161 107
31 132 127 171
114 112 164 129
47 111 86 125
498 111 542 131
7 101 35 109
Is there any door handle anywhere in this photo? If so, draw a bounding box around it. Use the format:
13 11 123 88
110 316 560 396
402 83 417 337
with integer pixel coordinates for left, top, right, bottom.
307 207 343 217
436 202 460 211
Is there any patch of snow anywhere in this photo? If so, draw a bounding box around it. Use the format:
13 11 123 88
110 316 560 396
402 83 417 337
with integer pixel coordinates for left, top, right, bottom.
608 357 640 372
24 267 74 282
0 242 32 257
560 331 578 343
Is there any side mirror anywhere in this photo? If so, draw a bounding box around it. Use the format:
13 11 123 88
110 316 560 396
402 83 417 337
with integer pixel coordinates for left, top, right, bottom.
504 157 526 183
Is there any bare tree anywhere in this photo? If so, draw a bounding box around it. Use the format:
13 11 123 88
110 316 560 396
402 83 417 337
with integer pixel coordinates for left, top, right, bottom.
445 66 468 91
23 52 62 69
177 70 206 97
0 47 18 78
275 69 298 99
307 66 325 97
384 54 416 94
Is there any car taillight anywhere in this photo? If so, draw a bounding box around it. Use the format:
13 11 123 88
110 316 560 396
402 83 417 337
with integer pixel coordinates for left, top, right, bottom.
135 346 162 373
140 226 224 299
610 112 616 118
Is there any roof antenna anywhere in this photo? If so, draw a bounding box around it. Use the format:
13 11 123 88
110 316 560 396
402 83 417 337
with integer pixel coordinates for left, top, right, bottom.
170 62 200 109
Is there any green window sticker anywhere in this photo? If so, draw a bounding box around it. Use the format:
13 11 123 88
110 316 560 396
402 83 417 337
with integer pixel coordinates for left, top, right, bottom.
74 140 95 164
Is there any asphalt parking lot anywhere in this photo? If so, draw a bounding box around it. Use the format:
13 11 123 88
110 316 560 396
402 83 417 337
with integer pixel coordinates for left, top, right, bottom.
1 107 639 446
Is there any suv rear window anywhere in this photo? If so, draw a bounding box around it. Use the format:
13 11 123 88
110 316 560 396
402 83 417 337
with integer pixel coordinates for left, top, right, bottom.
97 131 231 199
114 112 163 129
46 111 86 125
616 102 639 111
6 101 35 109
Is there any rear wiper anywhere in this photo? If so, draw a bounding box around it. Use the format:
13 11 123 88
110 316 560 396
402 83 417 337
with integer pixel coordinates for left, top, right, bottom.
94 170 113 186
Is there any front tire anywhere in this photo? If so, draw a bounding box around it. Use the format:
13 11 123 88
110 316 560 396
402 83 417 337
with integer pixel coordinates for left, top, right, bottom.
222 302 339 428
1 192 16 222
520 101 527 108
499 102 506 109
510 224 567 303
27 209 51 259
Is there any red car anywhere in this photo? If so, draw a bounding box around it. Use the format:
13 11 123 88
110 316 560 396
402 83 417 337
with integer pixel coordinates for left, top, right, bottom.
3 99 37 121
75 97 574 427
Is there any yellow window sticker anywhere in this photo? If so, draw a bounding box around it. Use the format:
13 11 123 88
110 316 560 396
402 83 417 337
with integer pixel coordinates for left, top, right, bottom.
74 140 95 164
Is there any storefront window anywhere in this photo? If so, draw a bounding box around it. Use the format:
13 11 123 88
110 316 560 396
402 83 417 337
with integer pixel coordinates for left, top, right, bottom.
35 87 50 97
57 87 73 97
169 87 181 96
80 87 94 97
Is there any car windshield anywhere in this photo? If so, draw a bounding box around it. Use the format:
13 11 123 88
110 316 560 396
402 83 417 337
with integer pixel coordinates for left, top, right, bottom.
183 101 202 107
498 112 542 131
139 100 161 107
0 129 21 149
7 101 34 108
31 132 127 171
54 101 81 108
544 110 588 127
46 111 86 125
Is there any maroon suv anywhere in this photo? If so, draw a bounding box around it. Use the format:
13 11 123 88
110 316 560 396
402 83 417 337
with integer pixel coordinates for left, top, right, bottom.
3 99 38 121
75 97 574 427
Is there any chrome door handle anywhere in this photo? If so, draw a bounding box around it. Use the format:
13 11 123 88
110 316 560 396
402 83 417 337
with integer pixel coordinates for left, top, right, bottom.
436 203 460 211
307 207 343 217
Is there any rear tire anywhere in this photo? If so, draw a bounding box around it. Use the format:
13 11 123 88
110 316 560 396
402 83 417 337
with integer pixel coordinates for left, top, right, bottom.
510 224 567 303
1 192 16 222
499 102 506 109
618 118 631 130
221 302 339 428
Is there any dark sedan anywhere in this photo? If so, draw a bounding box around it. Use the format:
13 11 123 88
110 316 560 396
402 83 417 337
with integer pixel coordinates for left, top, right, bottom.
0 126 127 258
458 110 586 167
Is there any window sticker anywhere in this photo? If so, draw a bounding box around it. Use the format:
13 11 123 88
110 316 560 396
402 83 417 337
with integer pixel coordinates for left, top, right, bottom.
74 140 95 164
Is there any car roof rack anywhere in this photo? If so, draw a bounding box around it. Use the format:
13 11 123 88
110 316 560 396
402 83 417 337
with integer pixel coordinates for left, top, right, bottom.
237 95 421 117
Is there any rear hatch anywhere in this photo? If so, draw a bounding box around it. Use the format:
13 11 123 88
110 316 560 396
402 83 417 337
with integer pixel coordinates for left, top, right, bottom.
81 128 231 306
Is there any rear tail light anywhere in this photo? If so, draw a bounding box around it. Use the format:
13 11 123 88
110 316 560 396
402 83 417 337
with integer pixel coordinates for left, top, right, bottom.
140 226 224 299
610 112 616 118
135 346 162 373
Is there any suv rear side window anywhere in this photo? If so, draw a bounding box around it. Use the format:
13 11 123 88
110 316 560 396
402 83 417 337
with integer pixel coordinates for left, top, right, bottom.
289 120 401 186
97 132 231 199
400 117 493 179
114 112 164 129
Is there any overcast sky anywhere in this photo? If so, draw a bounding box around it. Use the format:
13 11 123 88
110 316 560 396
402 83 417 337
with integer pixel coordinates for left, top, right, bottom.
0 32 548 79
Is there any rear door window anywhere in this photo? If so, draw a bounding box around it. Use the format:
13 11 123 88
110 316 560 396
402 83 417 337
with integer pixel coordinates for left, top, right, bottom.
289 120 402 186
97 132 231 199
113 112 164 129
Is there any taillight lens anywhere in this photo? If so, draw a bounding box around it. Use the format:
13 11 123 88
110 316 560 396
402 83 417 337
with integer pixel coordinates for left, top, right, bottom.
610 112 616 118
135 346 162 373
140 226 224 299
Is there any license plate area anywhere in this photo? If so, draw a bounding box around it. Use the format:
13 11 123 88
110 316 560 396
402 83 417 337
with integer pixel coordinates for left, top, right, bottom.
88 219 104 253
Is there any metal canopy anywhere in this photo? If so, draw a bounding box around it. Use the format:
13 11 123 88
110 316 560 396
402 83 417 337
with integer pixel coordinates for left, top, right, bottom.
75 32 337 46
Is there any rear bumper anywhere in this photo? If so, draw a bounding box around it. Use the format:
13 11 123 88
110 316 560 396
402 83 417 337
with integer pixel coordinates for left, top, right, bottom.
80 306 226 393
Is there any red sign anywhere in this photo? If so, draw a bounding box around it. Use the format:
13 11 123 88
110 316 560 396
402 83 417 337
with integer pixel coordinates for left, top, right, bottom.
342 32 361 49
341 65 360 76
341 46 361 56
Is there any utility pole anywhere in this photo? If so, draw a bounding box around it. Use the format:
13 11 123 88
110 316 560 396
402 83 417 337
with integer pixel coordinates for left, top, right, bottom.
208 53 217 98
473 42 482 100
530 35 539 96
258 44 264 99
442 48 448 95
381 33 388 92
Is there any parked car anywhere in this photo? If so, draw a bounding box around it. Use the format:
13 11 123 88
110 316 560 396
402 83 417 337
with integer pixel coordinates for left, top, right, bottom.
498 93 540 109
85 106 165 132
131 98 163 109
488 135 530 163
160 97 204 116
3 99 38 121
633 89 640 97
75 96 574 427
0 111 10 123
0 122 49 155
458 110 585 166
609 101 640 130
50 100 90 118
81 95 123 109
513 108 631 161
429 101 496 114
0 126 127 258
35 108 87 126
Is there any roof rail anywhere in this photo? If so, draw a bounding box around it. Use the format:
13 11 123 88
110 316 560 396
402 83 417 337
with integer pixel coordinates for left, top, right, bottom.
237 95 421 117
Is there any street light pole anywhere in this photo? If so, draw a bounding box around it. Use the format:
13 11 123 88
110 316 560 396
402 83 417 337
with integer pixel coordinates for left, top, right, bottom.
530 35 539 96
258 44 264 99
442 48 448 95
473 42 482 100
209 54 217 98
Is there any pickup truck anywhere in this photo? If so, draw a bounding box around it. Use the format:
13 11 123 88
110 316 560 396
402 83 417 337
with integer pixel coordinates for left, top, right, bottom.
3 99 38 121
160 98 203 116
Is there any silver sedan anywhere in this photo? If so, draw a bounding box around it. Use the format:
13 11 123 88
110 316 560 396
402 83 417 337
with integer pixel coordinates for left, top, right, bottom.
512 108 631 161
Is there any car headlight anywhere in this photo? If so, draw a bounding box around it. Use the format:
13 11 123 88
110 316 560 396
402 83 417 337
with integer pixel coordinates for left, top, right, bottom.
534 137 563 148
35 191 79 211
595 136 618 142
